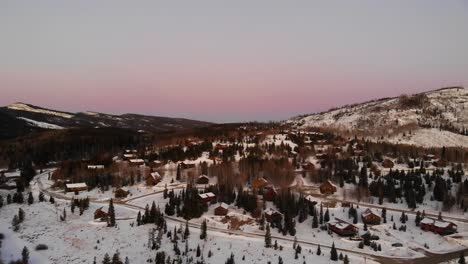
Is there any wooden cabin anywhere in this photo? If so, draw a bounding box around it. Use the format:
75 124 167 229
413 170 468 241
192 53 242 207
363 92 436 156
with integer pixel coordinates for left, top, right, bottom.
196 175 210 184
198 192 216 203
264 208 283 222
146 172 162 186
328 218 359 236
320 180 337 195
65 183 88 193
264 187 277 201
361 209 381 225
382 159 394 169
94 207 108 220
420 217 457 235
214 203 229 216
115 188 130 198
252 177 269 189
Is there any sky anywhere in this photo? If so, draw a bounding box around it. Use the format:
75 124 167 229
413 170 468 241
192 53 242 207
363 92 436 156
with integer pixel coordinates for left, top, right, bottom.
1 0 468 123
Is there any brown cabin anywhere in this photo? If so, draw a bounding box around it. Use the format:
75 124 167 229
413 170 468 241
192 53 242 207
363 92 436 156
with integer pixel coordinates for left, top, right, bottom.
264 208 283 222
382 159 394 169
198 192 216 203
94 207 108 220
196 175 210 185
252 177 269 189
214 203 229 216
328 218 359 236
361 209 381 225
65 183 88 193
146 172 162 186
115 188 129 198
420 217 457 235
264 187 277 201
320 180 337 195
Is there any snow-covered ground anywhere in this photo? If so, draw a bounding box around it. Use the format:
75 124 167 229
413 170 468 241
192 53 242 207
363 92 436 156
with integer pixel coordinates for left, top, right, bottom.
17 117 65 130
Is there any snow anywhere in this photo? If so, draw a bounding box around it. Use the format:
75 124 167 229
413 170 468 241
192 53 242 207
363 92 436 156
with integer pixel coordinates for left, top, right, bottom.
8 103 74 119
65 183 87 189
17 117 64 130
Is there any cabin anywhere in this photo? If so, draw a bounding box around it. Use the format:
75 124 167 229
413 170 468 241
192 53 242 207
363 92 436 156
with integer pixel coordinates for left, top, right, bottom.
196 175 210 184
87 165 104 170
264 208 283 222
320 180 337 195
361 209 381 225
214 203 229 216
420 217 457 235
328 218 359 236
382 159 394 169
115 188 129 198
252 177 269 189
94 207 108 220
129 159 145 167
198 192 216 203
305 195 317 206
146 172 162 186
264 187 277 201
65 183 88 193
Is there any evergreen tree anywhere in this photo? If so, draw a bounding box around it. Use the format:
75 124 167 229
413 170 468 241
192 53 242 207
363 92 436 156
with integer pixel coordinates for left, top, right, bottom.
312 211 318 228
12 215 20 231
184 220 190 239
18 208 25 222
102 253 111 264
136 211 141 226
316 245 321 255
112 250 122 264
108 199 116 227
49 196 55 204
196 245 201 257
225 253 235 264
343 255 350 264
38 192 45 202
330 242 338 261
459 252 466 264
324 208 330 222
265 224 272 248
278 256 283 264
200 220 207 240
27 192 33 205
22 246 29 264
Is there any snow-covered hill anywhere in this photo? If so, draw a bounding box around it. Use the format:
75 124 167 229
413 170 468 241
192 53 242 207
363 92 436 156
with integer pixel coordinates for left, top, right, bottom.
288 87 468 147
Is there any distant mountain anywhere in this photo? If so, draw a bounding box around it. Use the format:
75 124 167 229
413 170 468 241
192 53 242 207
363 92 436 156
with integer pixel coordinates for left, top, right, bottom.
288 87 468 147
0 103 212 139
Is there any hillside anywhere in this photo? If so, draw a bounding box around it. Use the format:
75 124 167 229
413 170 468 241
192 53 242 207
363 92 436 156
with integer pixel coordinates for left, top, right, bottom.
288 87 468 147
0 103 212 139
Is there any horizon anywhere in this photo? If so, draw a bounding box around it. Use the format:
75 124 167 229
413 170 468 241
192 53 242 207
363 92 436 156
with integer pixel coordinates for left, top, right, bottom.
1 0 468 123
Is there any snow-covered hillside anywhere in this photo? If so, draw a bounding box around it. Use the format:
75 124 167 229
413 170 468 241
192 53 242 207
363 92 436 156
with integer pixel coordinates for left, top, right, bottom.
289 87 468 147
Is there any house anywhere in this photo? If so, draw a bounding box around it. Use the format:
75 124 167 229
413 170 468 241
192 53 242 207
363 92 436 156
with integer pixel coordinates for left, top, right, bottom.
252 177 269 189
196 175 210 184
115 187 130 198
305 195 318 206
320 180 337 195
87 165 105 170
94 207 108 220
382 159 394 169
361 209 381 225
129 159 145 167
264 187 277 201
214 203 229 216
264 208 283 222
146 172 162 186
420 217 457 235
198 192 216 203
65 183 88 193
328 218 359 236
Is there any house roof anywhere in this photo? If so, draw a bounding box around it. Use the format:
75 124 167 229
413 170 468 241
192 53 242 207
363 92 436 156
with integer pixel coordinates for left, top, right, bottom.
264 208 282 216
420 217 456 228
199 192 216 199
362 208 379 218
129 159 145 163
329 218 356 230
66 183 87 189
150 172 161 179
217 203 229 209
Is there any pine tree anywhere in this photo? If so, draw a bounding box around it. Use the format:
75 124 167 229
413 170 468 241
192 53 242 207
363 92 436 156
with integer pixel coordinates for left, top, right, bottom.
312 212 318 228
225 253 235 264
200 220 207 240
330 242 338 261
27 192 34 205
102 253 111 264
38 192 45 202
316 245 321 255
278 256 283 264
49 196 55 204
112 250 122 264
196 245 201 257
176 165 181 181
265 224 272 248
22 246 29 264
18 208 25 222
184 220 190 239
136 211 141 226
108 199 116 227
324 208 330 222
343 255 350 264
12 215 20 232
459 252 466 264
71 198 76 213
319 204 324 224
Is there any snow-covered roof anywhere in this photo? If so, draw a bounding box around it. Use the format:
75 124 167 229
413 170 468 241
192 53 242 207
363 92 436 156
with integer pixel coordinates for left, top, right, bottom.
264 208 282 216
66 183 87 189
305 195 315 203
361 208 379 218
420 217 456 228
150 172 161 179
129 159 144 163
87 165 104 169
217 203 229 209
199 192 216 199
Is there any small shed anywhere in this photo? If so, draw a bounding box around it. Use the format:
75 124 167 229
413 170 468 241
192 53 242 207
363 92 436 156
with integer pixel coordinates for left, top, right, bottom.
328 218 359 236
320 180 337 195
147 172 162 186
361 208 381 225
115 187 130 198
198 192 216 203
94 207 108 220
264 208 283 222
214 203 229 216
65 183 88 193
